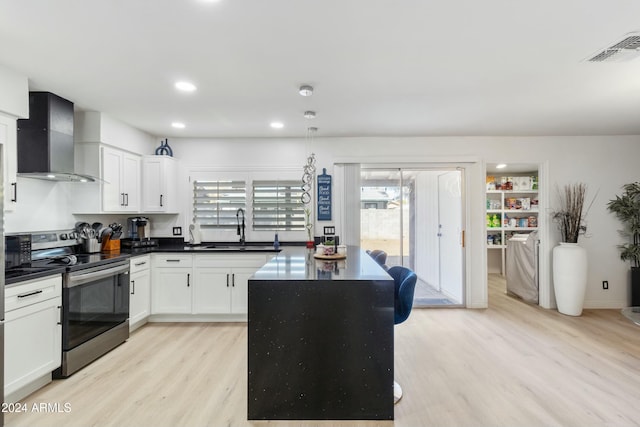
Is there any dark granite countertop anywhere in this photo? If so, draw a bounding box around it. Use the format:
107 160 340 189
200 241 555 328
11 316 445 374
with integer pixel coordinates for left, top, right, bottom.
4 240 286 285
250 245 392 282
124 240 285 256
5 266 67 286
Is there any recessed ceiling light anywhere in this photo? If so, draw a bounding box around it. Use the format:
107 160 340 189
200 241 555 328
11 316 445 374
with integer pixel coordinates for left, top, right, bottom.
304 111 316 119
175 81 197 92
496 164 507 169
299 85 314 96
270 122 284 129
171 122 186 129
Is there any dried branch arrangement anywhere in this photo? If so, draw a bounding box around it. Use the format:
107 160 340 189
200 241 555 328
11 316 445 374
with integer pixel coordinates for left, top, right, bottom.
552 183 591 244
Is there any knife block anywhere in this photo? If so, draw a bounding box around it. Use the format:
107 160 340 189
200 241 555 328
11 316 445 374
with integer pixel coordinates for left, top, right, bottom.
101 238 120 253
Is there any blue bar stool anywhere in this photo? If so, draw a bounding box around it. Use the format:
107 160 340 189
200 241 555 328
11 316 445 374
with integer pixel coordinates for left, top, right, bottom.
387 266 417 404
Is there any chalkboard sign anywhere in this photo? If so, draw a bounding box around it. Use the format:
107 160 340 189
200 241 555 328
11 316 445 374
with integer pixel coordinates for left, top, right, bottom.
317 168 332 221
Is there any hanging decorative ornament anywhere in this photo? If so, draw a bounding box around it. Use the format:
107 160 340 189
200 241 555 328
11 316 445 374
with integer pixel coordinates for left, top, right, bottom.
301 152 316 247
301 153 316 204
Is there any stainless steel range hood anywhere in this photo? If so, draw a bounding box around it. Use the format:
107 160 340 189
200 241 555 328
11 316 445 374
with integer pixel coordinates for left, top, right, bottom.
17 92 96 182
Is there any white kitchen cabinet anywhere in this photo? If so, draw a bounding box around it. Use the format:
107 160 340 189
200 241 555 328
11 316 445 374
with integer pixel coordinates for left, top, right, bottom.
193 254 267 315
151 254 193 314
193 267 231 314
129 254 151 331
102 145 140 212
73 142 141 213
150 253 269 318
4 275 62 402
142 155 178 213
0 113 18 211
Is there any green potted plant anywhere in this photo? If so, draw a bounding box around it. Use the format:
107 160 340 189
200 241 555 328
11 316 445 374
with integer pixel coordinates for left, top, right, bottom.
607 182 640 306
551 183 592 316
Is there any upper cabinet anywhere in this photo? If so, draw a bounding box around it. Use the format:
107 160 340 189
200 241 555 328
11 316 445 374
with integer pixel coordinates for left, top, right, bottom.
0 66 28 211
73 111 165 214
102 145 141 212
0 113 18 211
142 155 178 213
74 143 141 213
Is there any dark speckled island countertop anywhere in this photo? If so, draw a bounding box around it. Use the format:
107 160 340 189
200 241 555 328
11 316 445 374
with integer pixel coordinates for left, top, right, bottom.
247 246 395 420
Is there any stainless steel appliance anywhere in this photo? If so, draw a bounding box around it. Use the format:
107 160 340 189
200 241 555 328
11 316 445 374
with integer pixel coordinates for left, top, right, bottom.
127 216 150 240
16 91 96 182
25 230 130 378
122 216 157 248
55 259 129 378
4 233 31 268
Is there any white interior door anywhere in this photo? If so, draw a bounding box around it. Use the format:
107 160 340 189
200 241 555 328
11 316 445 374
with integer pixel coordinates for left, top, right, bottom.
438 171 464 302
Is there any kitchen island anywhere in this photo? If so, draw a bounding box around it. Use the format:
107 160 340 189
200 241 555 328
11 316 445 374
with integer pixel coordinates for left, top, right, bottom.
248 246 395 420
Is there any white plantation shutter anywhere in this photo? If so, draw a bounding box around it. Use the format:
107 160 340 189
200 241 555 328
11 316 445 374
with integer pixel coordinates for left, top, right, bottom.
252 180 305 231
193 180 246 229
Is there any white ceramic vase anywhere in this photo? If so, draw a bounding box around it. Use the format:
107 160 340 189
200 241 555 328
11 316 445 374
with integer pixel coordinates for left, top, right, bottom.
552 242 588 316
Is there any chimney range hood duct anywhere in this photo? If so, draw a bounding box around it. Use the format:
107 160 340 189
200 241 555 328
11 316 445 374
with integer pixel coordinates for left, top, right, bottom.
17 91 96 182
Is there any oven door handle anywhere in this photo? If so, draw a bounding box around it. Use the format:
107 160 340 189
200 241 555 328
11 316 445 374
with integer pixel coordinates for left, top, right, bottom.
66 263 130 288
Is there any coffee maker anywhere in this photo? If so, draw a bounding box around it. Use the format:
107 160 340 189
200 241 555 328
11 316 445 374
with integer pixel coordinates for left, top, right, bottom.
122 217 157 247
128 216 150 240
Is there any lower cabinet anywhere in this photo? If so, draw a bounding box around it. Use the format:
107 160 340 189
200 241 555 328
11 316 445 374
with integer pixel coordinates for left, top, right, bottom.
193 255 268 315
4 275 62 402
151 253 269 318
151 254 193 314
129 255 151 331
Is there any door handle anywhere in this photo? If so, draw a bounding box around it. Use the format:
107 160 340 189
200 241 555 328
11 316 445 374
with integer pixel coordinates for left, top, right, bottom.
232 273 235 287
11 182 17 202
226 274 229 287
125 193 129 206
131 280 135 295
187 273 190 287
57 305 62 325
160 194 163 207
121 193 125 206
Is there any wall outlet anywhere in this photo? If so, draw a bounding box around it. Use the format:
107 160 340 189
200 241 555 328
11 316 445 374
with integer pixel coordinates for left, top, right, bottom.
172 227 182 236
602 280 609 290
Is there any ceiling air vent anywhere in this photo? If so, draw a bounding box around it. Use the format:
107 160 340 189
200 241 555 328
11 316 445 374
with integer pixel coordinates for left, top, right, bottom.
587 33 640 62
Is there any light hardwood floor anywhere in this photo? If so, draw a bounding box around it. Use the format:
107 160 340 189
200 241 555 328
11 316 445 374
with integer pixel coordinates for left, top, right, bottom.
6 275 640 427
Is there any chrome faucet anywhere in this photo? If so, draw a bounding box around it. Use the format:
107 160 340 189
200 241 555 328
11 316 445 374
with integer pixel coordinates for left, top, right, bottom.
236 208 246 245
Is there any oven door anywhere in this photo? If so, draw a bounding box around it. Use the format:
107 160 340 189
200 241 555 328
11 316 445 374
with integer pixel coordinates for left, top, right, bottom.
62 262 130 351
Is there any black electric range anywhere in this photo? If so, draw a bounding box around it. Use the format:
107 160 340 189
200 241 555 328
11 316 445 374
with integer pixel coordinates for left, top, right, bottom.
5 230 130 285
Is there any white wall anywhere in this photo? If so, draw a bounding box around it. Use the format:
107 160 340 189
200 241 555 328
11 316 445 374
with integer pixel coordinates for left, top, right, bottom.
165 135 640 309
6 113 157 234
6 125 639 308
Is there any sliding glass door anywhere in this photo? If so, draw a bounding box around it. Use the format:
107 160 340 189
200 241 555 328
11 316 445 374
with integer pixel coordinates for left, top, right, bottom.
360 167 464 306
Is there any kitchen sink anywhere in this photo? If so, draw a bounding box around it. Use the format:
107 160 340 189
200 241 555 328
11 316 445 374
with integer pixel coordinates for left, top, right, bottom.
183 243 280 252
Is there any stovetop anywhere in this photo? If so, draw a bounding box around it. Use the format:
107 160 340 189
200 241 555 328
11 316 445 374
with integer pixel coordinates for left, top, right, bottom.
6 228 132 285
31 252 131 272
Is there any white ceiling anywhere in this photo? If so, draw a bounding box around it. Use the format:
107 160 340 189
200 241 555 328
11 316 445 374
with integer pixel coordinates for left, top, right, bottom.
2 0 640 139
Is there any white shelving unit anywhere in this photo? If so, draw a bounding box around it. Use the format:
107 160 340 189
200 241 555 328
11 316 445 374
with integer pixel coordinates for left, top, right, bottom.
486 175 539 275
